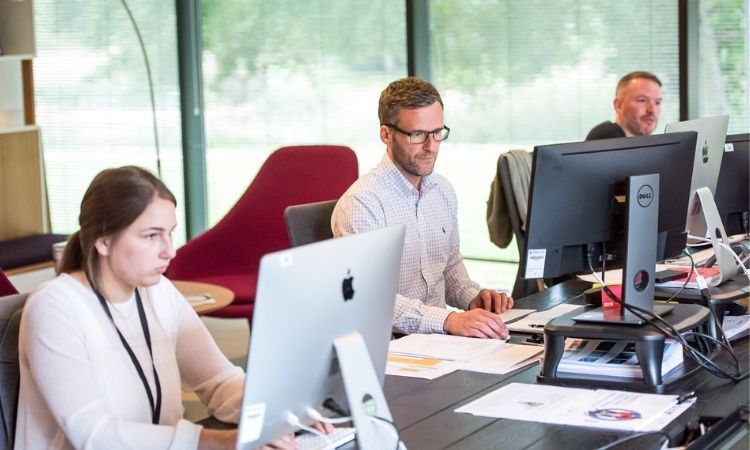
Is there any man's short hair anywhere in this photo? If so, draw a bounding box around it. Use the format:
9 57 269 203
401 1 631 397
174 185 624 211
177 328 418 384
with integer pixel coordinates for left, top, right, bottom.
615 71 662 97
378 77 443 125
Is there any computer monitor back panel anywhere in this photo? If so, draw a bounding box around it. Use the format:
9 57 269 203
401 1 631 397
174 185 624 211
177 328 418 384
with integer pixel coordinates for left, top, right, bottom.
521 132 696 279
664 115 729 239
714 133 749 236
237 225 404 448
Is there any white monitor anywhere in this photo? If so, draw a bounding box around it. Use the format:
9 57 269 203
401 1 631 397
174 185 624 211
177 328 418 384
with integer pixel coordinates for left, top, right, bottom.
236 225 405 450
664 115 729 242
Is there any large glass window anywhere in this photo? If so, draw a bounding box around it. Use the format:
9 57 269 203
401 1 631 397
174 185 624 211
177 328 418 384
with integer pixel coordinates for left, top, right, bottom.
429 0 680 276
695 0 748 133
34 1 185 242
201 0 407 224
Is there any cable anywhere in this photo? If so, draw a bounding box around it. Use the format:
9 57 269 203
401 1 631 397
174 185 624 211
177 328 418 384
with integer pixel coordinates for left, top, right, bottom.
323 398 350 417
318 401 404 450
687 235 750 280
285 412 334 449
119 0 162 178
305 406 352 425
595 430 671 450
592 268 746 381
585 244 747 382
659 249 695 303
368 416 405 450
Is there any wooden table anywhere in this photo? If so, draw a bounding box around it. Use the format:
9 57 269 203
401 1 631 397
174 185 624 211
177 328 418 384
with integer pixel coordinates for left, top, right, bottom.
172 280 234 315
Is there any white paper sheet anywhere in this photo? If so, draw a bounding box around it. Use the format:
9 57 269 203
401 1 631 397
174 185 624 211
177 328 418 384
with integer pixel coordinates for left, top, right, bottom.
506 304 584 333
386 335 544 379
461 344 543 374
723 314 750 341
455 382 691 432
500 308 536 323
388 334 507 361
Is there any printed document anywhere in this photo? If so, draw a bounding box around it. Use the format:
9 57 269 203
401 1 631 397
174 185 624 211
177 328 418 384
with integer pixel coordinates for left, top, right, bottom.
506 304 583 333
723 315 750 341
558 338 683 379
455 382 693 432
386 334 542 379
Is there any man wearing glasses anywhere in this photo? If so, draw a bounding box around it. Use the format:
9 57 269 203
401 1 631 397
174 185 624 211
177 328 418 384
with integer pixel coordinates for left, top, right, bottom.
332 77 513 339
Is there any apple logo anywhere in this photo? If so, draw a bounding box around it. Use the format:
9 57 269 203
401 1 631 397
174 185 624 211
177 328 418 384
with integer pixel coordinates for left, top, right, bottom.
701 140 709 163
342 269 355 301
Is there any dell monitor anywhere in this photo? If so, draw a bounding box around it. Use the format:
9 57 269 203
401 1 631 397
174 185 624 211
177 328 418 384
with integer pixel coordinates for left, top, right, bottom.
521 132 697 324
236 225 405 450
714 133 749 237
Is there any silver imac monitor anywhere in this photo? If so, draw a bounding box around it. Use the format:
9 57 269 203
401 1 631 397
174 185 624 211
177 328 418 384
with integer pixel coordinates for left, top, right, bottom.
664 114 729 243
236 225 405 450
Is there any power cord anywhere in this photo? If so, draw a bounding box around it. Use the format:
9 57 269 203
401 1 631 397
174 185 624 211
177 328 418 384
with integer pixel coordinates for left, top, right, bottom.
305 406 352 425
323 398 350 417
688 234 750 280
285 412 334 449
660 250 695 303
368 416 406 450
595 429 671 450
585 246 747 382
320 399 405 450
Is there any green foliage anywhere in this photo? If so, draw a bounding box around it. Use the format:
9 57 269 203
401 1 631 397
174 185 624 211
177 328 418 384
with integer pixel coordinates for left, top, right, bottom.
702 0 747 126
202 0 406 87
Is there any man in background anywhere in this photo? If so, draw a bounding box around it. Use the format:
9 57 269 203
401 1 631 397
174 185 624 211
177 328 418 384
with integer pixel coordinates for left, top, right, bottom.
332 77 513 339
586 71 662 140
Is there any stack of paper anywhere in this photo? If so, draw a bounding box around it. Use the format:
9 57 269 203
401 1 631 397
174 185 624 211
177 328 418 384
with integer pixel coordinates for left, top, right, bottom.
456 382 694 432
654 266 721 289
557 338 683 379
506 304 584 333
386 334 543 379
723 315 750 341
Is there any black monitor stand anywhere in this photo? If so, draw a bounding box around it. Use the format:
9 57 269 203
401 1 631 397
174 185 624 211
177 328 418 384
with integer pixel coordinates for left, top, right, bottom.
537 175 712 392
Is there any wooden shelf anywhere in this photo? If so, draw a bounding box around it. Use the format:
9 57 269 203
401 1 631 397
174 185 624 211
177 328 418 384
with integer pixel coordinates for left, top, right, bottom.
0 0 44 241
0 0 35 56
0 124 38 135
0 128 46 240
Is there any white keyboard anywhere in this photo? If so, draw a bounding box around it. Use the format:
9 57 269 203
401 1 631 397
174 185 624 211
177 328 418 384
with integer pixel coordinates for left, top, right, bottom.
296 427 356 450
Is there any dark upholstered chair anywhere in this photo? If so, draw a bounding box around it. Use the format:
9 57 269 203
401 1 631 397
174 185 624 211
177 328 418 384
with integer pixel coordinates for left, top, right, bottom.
0 271 16 297
0 293 27 450
284 199 338 247
166 145 358 325
494 151 544 299
0 234 67 276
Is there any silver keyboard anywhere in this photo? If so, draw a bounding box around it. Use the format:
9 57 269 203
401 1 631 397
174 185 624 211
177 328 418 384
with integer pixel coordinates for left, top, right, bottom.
296 427 356 450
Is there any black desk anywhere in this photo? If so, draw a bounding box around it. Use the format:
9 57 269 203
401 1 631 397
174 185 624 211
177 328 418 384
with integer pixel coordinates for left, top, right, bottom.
655 277 749 303
204 279 748 449
383 279 749 449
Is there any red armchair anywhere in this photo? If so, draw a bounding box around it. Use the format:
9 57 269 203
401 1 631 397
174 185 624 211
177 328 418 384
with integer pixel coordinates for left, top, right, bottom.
0 269 17 296
166 145 358 325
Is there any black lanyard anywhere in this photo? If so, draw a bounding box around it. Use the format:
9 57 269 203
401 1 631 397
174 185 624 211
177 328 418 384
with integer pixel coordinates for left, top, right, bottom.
86 273 162 425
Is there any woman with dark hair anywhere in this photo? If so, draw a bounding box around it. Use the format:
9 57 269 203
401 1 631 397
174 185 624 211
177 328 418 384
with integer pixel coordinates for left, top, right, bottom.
15 166 303 449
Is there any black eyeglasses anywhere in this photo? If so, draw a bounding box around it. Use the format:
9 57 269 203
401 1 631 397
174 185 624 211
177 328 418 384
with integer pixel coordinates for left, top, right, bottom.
384 123 450 144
